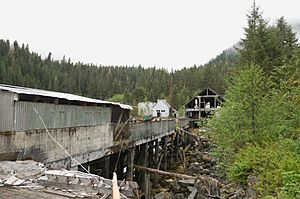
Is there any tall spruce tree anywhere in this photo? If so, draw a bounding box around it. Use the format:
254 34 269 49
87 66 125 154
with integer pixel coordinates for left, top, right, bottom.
275 16 299 63
239 2 263 65
239 2 299 74
238 2 274 72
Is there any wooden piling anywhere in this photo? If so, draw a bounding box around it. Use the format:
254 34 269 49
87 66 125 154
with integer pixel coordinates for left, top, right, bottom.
153 139 159 187
170 135 174 167
148 141 155 168
139 142 150 198
103 156 110 179
174 132 179 162
126 148 135 181
162 137 168 170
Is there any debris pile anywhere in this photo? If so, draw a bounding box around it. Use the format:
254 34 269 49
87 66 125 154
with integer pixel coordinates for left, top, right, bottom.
152 129 255 199
0 160 138 198
0 160 45 187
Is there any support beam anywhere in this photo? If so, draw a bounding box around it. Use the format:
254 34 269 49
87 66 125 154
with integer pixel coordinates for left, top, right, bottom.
148 141 155 168
110 153 118 179
140 143 149 198
117 152 126 179
153 139 159 187
103 156 110 179
174 132 179 162
144 173 150 199
170 135 174 167
126 148 135 181
162 137 168 170
141 143 149 167
154 139 159 164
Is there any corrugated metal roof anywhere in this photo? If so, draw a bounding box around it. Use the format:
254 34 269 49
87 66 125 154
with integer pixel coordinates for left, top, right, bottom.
0 84 132 110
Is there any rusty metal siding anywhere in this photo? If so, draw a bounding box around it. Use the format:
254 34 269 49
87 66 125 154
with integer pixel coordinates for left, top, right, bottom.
14 101 111 131
0 91 15 132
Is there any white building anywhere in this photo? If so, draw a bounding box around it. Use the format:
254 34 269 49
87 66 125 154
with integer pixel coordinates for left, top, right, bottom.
152 100 171 118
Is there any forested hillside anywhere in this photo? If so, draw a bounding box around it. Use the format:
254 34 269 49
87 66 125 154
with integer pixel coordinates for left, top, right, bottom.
207 3 300 198
0 39 237 111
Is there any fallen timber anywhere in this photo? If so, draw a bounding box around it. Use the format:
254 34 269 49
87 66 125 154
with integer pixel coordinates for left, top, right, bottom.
134 164 221 185
134 164 196 180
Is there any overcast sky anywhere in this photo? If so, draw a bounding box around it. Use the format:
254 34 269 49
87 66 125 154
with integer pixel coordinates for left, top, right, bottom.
1 0 300 70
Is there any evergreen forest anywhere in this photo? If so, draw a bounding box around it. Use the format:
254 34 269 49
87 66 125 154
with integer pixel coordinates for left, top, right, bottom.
0 38 237 113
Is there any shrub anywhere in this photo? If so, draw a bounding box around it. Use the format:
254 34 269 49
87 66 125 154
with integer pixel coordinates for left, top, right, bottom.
228 139 300 197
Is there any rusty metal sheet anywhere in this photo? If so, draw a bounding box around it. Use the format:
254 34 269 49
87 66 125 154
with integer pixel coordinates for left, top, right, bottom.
0 91 15 132
15 101 111 131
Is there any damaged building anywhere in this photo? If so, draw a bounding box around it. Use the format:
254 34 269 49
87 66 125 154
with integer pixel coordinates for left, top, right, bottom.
0 84 131 168
185 87 224 121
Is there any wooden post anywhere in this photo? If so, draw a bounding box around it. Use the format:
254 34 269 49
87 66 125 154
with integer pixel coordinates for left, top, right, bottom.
174 132 179 162
154 139 159 164
126 148 135 181
148 141 154 168
103 156 110 179
170 135 174 167
144 173 150 199
118 152 127 179
110 153 119 179
179 147 187 173
134 145 142 183
153 139 159 187
142 143 149 167
140 143 149 198
162 137 168 170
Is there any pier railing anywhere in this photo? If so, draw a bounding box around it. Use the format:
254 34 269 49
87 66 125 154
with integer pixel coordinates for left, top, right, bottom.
129 119 175 142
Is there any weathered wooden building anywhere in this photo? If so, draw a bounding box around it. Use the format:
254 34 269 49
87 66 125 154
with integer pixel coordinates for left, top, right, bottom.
185 87 223 120
0 84 131 168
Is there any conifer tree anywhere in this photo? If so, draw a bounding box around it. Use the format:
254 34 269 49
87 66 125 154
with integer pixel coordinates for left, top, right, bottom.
239 2 299 74
238 2 272 72
275 16 299 62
